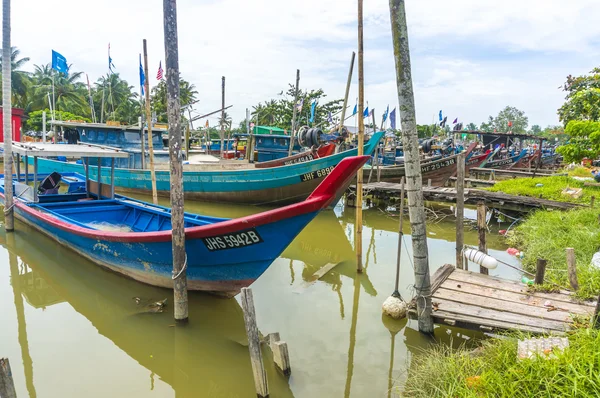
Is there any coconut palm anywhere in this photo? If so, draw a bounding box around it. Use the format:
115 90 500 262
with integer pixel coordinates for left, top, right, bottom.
0 46 32 109
218 111 232 129
93 73 139 123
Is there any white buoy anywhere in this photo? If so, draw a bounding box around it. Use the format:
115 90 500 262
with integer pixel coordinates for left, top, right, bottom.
464 248 498 269
382 296 408 320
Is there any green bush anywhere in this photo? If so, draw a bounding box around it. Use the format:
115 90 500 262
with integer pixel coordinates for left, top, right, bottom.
487 176 600 205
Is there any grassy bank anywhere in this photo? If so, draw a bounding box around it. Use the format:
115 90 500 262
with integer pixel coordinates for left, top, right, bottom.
487 175 600 205
507 207 600 299
403 328 600 397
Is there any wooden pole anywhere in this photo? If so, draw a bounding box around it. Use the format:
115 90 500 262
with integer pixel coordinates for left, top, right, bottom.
42 111 46 143
591 196 596 208
163 0 188 323
143 39 158 205
220 76 225 159
2 0 14 231
477 201 488 275
355 0 365 273
593 293 600 329
566 248 578 291
268 333 291 376
139 114 146 169
393 177 405 297
389 0 433 333
456 152 465 269
240 288 269 397
0 358 17 398
534 258 547 285
288 69 300 156
338 53 356 137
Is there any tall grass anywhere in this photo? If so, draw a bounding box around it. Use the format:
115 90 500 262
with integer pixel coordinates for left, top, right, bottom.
568 166 594 178
507 207 600 299
402 328 600 397
487 176 600 205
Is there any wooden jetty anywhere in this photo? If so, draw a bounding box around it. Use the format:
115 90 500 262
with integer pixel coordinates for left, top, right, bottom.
470 167 567 180
448 176 496 187
408 264 597 334
351 182 582 211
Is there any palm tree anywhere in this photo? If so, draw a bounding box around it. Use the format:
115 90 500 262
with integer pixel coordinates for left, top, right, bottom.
0 46 31 109
218 111 232 129
93 73 139 123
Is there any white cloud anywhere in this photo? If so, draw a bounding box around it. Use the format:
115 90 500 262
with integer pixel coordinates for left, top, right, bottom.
10 0 600 128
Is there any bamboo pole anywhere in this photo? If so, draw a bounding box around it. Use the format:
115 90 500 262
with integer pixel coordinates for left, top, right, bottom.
477 201 488 275
288 69 300 156
143 39 158 205
338 53 356 137
163 0 188 323
2 0 14 231
220 76 225 159
389 0 433 333
456 152 465 269
355 0 365 273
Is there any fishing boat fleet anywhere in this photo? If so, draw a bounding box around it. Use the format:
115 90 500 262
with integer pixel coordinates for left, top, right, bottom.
1 119 560 296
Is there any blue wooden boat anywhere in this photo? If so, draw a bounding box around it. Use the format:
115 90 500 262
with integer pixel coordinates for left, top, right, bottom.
29 131 384 206
1 142 369 295
482 149 528 169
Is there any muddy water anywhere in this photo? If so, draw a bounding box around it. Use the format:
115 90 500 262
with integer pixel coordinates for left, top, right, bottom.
0 197 521 397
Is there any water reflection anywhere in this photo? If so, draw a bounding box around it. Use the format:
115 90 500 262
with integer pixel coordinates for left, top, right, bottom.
1 226 293 398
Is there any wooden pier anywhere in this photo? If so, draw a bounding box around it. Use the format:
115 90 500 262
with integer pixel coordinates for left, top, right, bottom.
470 167 567 180
350 182 582 211
408 264 597 334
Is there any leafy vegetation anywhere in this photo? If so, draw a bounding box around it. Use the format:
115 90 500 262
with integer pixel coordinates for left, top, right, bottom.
556 120 600 163
479 106 529 134
507 207 600 299
568 165 594 178
403 328 600 397
488 175 600 204
558 68 600 125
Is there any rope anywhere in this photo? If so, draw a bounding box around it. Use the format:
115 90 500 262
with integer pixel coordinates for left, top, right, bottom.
171 253 188 280
3 186 32 215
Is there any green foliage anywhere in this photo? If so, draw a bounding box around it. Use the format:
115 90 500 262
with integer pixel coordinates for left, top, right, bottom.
250 85 343 130
508 207 600 299
480 106 529 134
568 165 593 177
488 175 600 204
24 109 91 131
416 124 441 138
556 120 600 162
558 68 600 125
0 47 32 109
465 122 478 131
403 328 600 397
529 124 542 135
150 79 198 123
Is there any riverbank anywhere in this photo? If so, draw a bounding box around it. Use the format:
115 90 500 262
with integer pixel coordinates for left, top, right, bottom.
402 185 600 397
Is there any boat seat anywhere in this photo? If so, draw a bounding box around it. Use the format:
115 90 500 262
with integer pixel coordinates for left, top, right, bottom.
38 172 62 195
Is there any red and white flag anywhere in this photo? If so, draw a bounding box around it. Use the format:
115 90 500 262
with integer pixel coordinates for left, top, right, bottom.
156 61 164 80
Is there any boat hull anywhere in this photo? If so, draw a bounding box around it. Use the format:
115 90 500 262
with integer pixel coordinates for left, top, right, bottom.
30 132 383 206
364 154 459 186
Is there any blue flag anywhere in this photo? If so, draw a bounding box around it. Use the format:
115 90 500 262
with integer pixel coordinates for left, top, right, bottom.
439 110 443 121
390 108 397 130
327 111 333 123
51 50 68 74
352 104 357 116
363 107 369 118
382 105 389 123
309 100 317 123
139 54 146 96
108 43 116 73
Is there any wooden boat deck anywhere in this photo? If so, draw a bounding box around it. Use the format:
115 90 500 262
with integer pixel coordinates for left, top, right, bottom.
350 182 582 211
408 264 597 334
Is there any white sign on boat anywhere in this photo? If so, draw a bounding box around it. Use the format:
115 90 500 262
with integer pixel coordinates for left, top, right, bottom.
10 142 130 158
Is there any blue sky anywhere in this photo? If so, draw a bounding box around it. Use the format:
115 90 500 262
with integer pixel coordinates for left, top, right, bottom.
13 0 600 129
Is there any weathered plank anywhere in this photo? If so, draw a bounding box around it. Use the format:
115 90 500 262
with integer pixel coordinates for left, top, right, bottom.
447 271 597 308
430 299 569 331
439 280 592 315
435 288 575 323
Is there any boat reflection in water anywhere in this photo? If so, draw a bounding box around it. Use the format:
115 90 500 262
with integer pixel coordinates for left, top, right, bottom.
2 224 294 398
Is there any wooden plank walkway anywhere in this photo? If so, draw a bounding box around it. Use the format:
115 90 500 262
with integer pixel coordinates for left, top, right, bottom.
408 264 597 334
470 168 567 179
352 182 582 211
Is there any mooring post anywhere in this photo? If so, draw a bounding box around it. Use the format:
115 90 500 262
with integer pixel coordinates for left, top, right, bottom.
163 0 188 323
143 39 159 205
477 201 488 275
240 288 269 397
220 76 225 159
0 358 17 398
455 152 465 269
355 0 365 273
288 69 300 157
2 0 14 232
592 293 600 329
566 248 578 291
534 258 547 285
389 0 433 333
591 196 596 208
267 332 291 376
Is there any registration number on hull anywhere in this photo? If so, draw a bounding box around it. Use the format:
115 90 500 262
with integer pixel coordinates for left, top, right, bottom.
300 166 335 182
202 229 264 251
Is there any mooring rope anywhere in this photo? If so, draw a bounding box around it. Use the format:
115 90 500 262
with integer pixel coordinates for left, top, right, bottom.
171 253 188 280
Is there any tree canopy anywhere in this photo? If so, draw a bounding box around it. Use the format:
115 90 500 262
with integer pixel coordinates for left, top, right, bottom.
556 120 600 162
480 106 529 134
558 68 600 125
